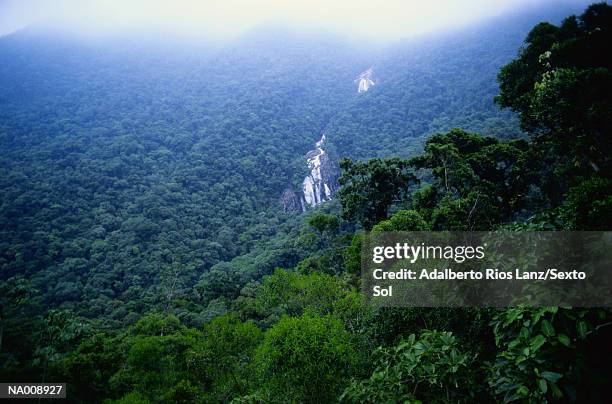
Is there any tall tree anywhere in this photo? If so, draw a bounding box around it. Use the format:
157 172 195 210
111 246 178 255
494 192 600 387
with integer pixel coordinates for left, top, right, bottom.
496 2 612 194
338 158 417 229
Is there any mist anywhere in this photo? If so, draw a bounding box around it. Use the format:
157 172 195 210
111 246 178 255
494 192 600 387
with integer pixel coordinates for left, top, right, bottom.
0 0 593 41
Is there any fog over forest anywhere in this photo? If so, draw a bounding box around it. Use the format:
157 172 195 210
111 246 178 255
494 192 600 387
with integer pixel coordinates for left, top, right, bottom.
0 0 590 39
0 1 610 403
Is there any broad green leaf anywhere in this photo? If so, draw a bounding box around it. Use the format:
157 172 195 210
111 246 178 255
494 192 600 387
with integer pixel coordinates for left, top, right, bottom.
538 378 548 393
557 334 570 347
530 335 546 351
541 319 555 337
541 371 562 382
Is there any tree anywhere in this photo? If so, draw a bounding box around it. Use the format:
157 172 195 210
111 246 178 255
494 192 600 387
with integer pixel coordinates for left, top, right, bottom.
409 129 529 229
196 262 244 303
341 331 479 403
188 313 262 402
107 314 204 402
338 158 417 229
59 333 123 402
34 309 89 383
371 210 429 232
0 276 40 379
558 176 612 230
0 276 33 354
307 213 340 235
253 314 357 403
497 3 612 186
253 269 344 322
488 306 612 403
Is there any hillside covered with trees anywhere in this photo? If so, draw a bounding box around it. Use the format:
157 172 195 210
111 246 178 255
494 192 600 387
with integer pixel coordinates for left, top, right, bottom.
1 2 611 403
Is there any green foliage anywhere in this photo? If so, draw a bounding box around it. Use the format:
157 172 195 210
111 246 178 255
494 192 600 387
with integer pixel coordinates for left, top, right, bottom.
338 158 418 229
325 8 531 161
111 391 151 404
497 2 612 189
335 5 612 402
341 331 479 403
365 307 494 350
372 210 429 232
0 276 39 374
110 318 203 401
558 176 612 230
196 262 244 304
33 309 90 382
0 31 359 328
59 333 123 402
409 129 530 229
343 233 364 276
61 313 262 402
1 3 611 403
488 307 612 403
307 213 340 236
190 314 262 401
161 379 204 404
249 269 346 325
253 314 357 403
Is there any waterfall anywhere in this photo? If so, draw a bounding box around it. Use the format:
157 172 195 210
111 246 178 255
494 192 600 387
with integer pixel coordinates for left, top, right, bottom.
301 134 337 210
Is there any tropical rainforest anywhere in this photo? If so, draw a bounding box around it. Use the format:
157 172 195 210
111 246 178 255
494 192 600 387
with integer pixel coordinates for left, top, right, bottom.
1 2 611 403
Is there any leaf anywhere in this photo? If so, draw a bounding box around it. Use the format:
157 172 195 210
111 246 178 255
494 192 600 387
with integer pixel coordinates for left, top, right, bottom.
577 320 588 339
541 319 555 337
557 334 571 347
550 382 563 399
538 378 548 394
541 371 562 383
530 335 546 352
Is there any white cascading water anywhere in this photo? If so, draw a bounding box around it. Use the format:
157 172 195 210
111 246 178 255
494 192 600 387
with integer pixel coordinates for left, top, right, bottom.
355 67 375 93
302 134 334 209
287 69 377 212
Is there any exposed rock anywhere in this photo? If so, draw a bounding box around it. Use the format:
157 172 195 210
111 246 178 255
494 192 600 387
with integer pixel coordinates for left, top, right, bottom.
301 134 338 210
280 187 302 212
355 67 375 93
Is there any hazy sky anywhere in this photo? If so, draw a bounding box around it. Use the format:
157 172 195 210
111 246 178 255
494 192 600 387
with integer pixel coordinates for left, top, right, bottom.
0 0 590 40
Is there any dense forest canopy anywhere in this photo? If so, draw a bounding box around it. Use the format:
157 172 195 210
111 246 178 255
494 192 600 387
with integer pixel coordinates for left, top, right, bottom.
0 5 554 325
1 1 611 403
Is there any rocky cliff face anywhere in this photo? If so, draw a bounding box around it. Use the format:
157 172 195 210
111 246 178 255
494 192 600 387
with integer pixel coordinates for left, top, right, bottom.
301 134 338 210
279 134 338 212
355 67 375 93
281 187 302 213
